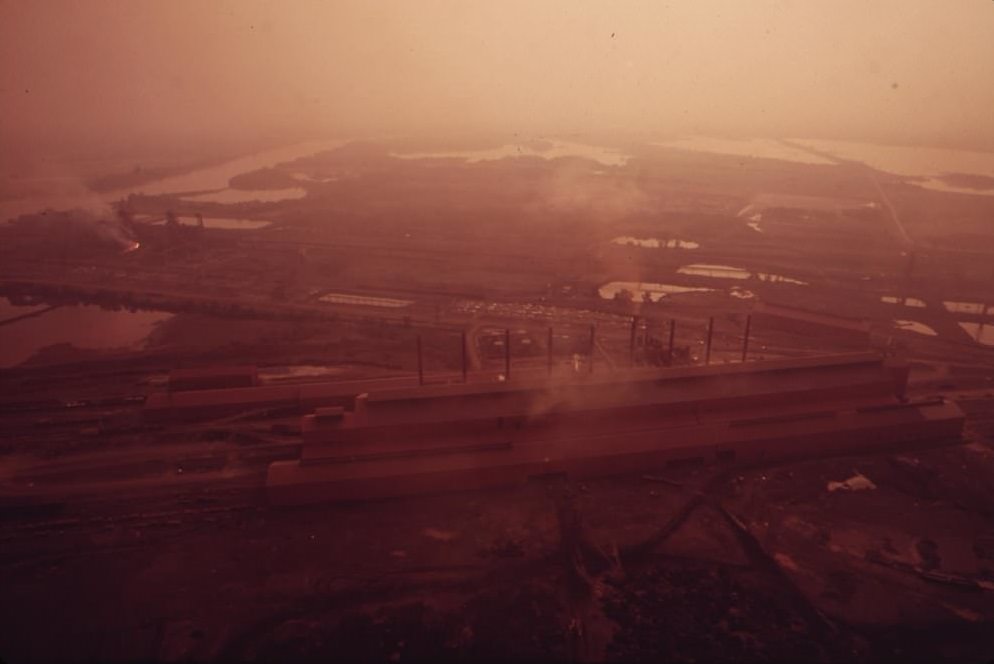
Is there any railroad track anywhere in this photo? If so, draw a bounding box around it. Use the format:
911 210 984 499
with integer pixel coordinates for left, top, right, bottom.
0 483 265 556
0 501 260 541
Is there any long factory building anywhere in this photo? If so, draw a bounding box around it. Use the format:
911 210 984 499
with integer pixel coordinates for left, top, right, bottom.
265 352 965 505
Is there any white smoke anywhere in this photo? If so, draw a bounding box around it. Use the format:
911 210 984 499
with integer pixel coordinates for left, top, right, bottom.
1 161 137 250
531 159 651 221
0 181 116 222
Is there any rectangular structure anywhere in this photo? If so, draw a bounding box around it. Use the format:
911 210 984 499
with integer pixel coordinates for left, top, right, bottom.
167 366 259 392
267 353 965 505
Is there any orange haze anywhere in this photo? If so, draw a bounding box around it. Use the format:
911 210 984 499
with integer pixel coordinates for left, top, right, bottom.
2 0 994 155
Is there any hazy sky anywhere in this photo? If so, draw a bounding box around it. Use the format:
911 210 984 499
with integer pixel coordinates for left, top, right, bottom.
2 0 993 153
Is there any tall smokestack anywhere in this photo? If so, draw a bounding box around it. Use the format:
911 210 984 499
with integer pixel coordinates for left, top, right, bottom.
705 317 714 365
589 324 596 374
504 328 511 380
741 315 752 362
668 319 676 363
630 316 638 365
417 335 424 385
547 327 554 375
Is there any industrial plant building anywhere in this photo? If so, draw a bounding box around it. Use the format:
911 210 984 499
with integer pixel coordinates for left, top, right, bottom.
266 353 964 505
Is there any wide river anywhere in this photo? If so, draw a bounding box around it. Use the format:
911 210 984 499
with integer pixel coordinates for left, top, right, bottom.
0 138 346 222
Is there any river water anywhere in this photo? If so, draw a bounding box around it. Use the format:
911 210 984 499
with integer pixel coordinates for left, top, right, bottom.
1 138 345 222
106 139 343 198
791 139 994 196
654 136 835 165
0 297 172 368
653 136 994 197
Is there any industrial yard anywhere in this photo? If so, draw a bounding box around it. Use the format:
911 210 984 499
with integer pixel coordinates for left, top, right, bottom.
3 135 994 663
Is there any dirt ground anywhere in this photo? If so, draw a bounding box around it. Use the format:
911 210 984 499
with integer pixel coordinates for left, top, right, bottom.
3 421 994 662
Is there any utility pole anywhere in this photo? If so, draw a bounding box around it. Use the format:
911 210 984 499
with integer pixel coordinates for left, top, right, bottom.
548 327 554 375
589 324 596 374
668 319 676 363
416 335 424 385
629 316 638 365
504 328 511 380
741 314 752 362
704 317 714 365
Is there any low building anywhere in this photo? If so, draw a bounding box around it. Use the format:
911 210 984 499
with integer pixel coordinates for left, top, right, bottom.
267 353 964 505
167 366 259 392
